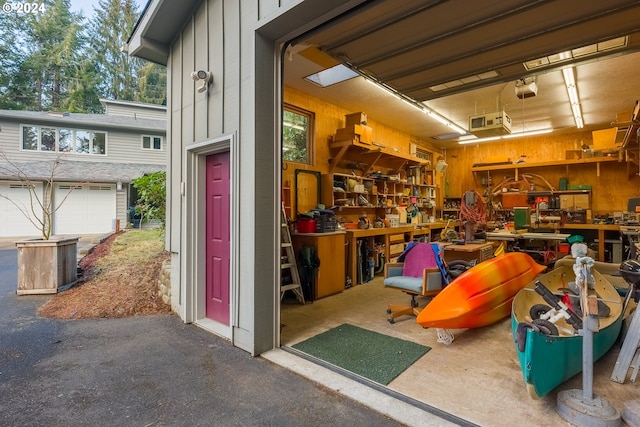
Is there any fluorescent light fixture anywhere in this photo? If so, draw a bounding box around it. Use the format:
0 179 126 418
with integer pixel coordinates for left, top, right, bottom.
433 132 469 140
459 128 553 144
503 128 553 138
424 109 467 135
366 78 467 134
562 67 584 129
304 64 359 87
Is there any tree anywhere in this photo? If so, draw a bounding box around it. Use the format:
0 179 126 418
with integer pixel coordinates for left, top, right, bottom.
88 0 141 101
0 0 167 111
17 0 83 110
135 62 167 105
0 151 74 240
0 8 29 110
132 171 166 225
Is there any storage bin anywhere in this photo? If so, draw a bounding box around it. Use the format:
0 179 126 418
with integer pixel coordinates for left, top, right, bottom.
315 215 338 233
297 218 316 233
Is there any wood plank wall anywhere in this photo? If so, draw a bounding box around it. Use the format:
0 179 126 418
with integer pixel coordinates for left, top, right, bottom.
282 86 442 221
283 85 640 219
445 132 640 216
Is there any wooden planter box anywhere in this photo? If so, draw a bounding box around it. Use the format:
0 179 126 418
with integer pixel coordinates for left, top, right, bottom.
15 237 78 295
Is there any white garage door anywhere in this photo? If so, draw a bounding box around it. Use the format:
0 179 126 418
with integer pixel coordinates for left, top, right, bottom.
53 183 116 235
0 182 44 237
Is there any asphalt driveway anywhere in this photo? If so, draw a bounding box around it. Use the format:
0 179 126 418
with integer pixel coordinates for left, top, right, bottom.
0 247 404 427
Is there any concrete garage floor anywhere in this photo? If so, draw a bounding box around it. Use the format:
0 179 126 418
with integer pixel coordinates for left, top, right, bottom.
279 276 640 427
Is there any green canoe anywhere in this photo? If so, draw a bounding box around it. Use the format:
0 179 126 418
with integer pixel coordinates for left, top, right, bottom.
511 264 624 399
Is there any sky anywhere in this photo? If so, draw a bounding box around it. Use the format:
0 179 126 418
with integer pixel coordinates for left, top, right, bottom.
69 0 145 16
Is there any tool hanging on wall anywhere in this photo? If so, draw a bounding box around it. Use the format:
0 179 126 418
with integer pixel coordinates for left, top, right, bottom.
460 189 488 242
491 173 554 196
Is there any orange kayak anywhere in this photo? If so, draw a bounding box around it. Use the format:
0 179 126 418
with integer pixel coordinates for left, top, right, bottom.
416 252 546 329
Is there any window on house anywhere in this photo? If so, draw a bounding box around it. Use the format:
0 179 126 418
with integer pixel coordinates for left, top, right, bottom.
92 132 106 154
22 126 38 150
20 125 107 155
75 130 90 153
59 129 73 152
41 128 56 151
283 104 314 164
142 135 163 150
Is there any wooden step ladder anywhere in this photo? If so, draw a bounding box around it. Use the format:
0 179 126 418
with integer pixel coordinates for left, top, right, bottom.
611 300 640 383
280 206 305 304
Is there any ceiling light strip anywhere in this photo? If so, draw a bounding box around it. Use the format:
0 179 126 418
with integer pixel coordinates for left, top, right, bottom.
364 78 467 134
458 128 553 145
562 67 584 129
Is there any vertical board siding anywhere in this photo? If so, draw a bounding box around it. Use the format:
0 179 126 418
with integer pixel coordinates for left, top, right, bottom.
208 0 224 137
193 2 209 143
163 0 370 354
168 40 183 255
105 104 166 121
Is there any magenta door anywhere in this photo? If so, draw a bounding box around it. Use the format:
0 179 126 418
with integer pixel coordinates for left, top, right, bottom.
205 151 230 324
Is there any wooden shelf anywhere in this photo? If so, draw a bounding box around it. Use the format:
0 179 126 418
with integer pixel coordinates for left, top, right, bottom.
328 138 428 174
472 156 619 172
322 172 438 219
472 156 620 180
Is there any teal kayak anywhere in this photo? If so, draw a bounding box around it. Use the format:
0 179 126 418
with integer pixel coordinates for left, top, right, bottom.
511 264 624 399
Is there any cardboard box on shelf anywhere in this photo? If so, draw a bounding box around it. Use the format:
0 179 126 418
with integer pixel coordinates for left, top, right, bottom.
345 112 367 127
334 124 373 144
395 207 407 224
574 194 590 209
560 195 574 209
501 192 528 209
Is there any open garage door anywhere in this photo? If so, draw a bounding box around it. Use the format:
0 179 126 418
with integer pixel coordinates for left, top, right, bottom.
53 183 116 235
0 182 44 237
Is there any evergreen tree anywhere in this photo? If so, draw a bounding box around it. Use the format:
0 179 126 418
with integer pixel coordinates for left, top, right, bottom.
0 0 166 111
61 58 104 113
135 62 167 105
88 0 141 101
0 8 29 109
21 0 83 110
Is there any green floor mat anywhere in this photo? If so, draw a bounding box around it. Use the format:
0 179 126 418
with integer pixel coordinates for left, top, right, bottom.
292 323 431 385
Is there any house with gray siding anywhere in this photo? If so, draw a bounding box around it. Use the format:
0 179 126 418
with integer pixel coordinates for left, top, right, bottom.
126 0 362 356
0 99 166 238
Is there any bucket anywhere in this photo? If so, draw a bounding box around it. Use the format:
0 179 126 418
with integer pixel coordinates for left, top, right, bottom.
559 243 570 254
297 218 316 233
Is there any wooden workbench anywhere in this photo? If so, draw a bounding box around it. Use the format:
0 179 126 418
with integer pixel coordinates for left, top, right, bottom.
486 224 621 262
560 224 621 262
344 221 459 285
